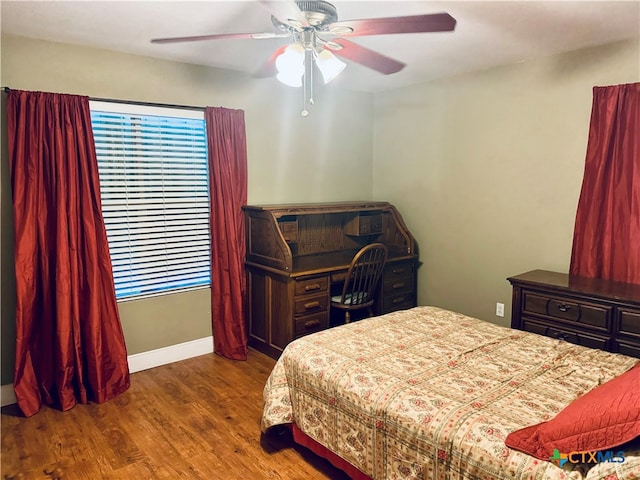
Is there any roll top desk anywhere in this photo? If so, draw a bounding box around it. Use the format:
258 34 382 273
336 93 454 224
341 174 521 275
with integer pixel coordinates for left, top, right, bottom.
243 201 419 359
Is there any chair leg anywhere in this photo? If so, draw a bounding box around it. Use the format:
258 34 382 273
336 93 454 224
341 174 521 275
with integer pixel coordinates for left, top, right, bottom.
345 311 351 324
367 307 374 317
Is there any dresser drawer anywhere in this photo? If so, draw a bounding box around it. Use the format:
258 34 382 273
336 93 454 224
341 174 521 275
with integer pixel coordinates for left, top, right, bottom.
294 293 329 316
617 341 640 358
618 308 640 337
522 318 610 351
295 276 329 296
616 308 640 355
294 311 329 338
522 291 611 331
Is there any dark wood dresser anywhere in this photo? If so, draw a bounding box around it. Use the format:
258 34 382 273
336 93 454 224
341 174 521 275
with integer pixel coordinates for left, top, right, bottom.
508 270 640 358
244 201 418 359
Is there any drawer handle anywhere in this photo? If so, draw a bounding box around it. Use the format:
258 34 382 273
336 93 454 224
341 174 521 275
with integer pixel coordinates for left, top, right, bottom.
392 296 406 304
557 303 572 312
304 301 321 310
304 283 321 291
547 327 570 342
304 319 321 329
392 268 407 274
392 282 406 289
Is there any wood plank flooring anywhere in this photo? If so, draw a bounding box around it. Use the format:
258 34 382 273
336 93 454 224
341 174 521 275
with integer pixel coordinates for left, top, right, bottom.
1 348 351 480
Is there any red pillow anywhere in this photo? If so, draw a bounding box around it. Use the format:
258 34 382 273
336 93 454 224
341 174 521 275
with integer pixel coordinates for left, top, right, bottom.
505 362 640 460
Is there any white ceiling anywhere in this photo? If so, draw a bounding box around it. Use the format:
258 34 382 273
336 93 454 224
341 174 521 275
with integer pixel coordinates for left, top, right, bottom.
2 1 639 93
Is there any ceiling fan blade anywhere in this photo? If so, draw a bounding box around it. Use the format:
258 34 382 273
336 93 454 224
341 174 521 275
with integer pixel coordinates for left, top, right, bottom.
151 32 290 44
330 39 405 75
328 13 456 37
254 45 288 78
259 0 310 29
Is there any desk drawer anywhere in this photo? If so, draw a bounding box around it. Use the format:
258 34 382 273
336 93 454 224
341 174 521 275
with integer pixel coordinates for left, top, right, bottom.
295 276 329 295
330 271 347 284
384 277 413 296
383 293 415 312
385 260 415 282
522 291 610 331
294 311 329 337
294 293 329 316
382 260 415 313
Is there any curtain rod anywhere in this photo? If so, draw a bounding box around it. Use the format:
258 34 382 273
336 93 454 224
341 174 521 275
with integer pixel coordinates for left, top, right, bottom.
2 87 205 112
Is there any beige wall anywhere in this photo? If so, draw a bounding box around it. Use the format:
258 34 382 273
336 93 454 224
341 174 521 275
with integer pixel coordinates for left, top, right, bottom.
0 34 374 383
373 39 640 325
2 33 639 386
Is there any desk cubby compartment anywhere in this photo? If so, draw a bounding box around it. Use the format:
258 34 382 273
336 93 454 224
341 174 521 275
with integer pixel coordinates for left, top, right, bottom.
345 212 383 236
278 217 298 243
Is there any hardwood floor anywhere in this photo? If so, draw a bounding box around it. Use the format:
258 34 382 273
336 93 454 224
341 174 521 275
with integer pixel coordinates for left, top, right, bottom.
1 348 351 480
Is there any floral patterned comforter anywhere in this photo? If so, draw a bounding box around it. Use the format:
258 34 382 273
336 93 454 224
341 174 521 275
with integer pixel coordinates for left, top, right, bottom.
262 306 640 479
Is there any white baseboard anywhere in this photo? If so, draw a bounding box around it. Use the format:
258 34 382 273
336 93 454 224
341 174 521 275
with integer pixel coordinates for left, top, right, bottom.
1 384 15 408
0 336 214 407
127 336 213 373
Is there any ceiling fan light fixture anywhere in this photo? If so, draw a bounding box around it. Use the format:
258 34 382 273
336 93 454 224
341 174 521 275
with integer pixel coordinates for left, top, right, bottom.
275 42 305 87
315 49 346 84
276 71 304 87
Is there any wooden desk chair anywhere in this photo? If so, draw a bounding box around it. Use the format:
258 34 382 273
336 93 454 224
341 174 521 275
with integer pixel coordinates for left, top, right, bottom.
331 243 388 323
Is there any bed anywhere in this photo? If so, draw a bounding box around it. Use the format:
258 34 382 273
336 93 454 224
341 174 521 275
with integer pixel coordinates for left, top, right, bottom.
262 306 640 479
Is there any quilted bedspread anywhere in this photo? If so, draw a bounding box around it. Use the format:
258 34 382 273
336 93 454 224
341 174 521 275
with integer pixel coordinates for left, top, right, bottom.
262 306 640 479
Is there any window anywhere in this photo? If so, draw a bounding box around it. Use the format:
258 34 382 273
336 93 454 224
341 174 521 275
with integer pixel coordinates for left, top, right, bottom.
90 101 210 300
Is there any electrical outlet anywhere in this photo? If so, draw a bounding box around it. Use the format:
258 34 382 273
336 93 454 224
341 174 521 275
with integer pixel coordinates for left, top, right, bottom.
496 302 505 317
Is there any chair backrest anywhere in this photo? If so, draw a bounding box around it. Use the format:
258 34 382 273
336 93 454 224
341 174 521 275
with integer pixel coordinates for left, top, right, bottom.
339 243 388 307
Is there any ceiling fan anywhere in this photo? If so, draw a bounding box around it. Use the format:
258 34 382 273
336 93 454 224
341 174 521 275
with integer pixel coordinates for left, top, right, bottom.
151 0 457 115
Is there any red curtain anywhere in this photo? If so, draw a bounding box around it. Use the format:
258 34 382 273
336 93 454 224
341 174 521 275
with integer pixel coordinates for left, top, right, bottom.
570 83 640 284
205 107 248 360
7 90 130 417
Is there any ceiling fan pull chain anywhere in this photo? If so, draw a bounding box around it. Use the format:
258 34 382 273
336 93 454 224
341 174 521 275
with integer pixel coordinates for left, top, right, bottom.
301 51 310 116
308 48 314 105
301 34 314 116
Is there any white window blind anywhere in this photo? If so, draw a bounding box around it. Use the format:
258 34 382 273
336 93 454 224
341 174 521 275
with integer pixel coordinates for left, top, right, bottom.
90 101 210 300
